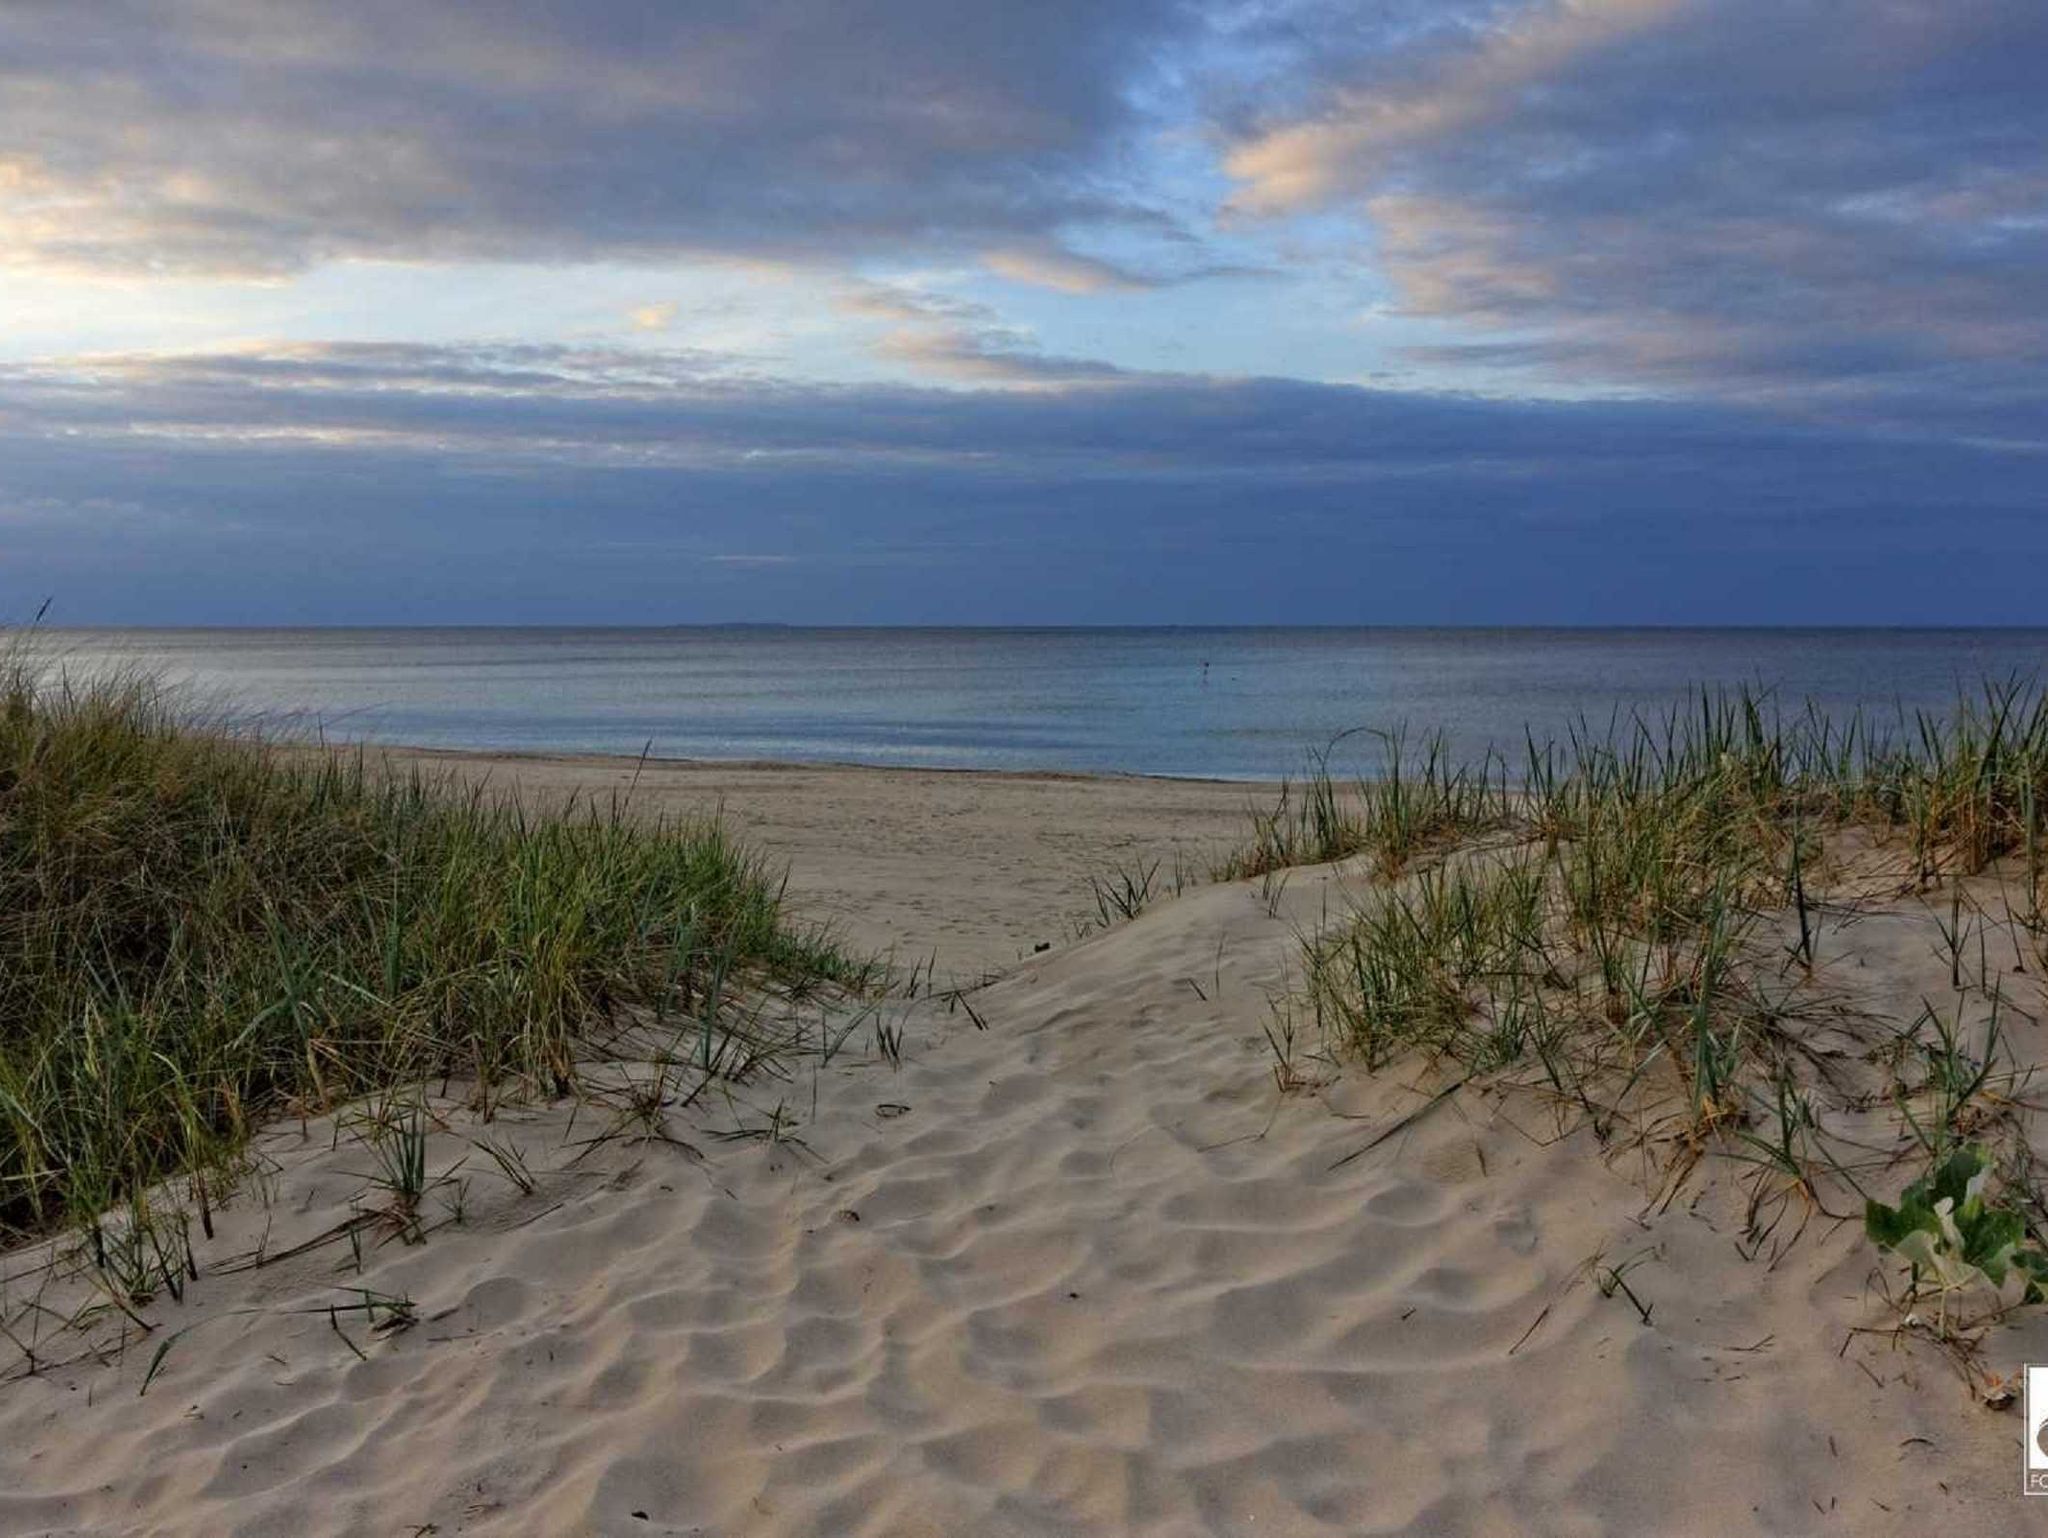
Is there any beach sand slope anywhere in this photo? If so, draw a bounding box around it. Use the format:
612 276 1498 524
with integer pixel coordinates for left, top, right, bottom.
2 856 2043 1535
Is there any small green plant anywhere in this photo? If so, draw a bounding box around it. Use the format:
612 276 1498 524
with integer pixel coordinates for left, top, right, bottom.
1864 1144 2048 1316
84 1197 198 1308
472 1133 537 1196
369 1109 430 1209
1595 1248 1658 1325
873 1008 905 1068
342 1099 456 1244
1259 1004 1321 1093
1893 1000 2003 1154
316 1287 418 1360
1088 856 1161 928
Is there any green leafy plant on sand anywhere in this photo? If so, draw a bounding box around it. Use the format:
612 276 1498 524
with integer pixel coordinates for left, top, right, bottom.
1864 1144 2048 1314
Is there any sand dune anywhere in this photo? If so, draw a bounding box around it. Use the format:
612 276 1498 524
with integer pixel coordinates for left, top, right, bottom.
5 821 2044 1536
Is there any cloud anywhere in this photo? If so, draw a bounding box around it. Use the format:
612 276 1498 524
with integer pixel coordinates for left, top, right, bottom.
1219 0 2048 415
7 338 2040 471
5 4 2047 623
15 0 2038 439
1225 0 1682 215
981 244 1150 294
0 0 1192 277
3 339 2046 627
836 283 1126 387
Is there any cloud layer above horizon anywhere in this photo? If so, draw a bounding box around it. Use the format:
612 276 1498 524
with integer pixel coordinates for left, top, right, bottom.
3 0 2045 623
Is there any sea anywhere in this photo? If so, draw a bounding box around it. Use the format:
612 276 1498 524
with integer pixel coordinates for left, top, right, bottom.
31 628 2048 782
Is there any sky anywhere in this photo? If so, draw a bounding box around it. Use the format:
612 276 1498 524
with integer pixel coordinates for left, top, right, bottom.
1 0 2044 626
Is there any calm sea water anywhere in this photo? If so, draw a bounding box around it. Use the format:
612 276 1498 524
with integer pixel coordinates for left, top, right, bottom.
35 628 2048 781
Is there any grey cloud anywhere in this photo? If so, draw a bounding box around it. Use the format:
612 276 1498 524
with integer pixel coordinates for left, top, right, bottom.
1223 0 2048 416
3 340 2046 628
835 283 1130 387
0 0 1195 275
0 340 1884 470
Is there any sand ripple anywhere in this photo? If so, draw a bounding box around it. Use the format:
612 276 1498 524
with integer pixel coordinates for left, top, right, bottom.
1 869 2039 1535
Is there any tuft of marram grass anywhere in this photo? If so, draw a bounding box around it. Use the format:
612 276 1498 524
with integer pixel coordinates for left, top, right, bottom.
1276 681 2048 1206
0 657 869 1240
1230 682 2048 898
1268 683 2048 1343
1215 727 1510 883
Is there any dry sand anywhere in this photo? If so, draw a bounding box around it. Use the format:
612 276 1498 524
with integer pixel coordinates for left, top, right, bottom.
4 759 2046 1536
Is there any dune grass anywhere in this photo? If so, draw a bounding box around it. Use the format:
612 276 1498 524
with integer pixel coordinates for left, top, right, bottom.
1276 685 2046 1056
1216 727 1506 883
0 657 870 1244
1228 685 2048 897
1253 683 2048 1322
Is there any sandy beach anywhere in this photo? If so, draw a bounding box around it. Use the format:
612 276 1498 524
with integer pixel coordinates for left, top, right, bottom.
3 749 2046 1536
13 0 2044 1527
